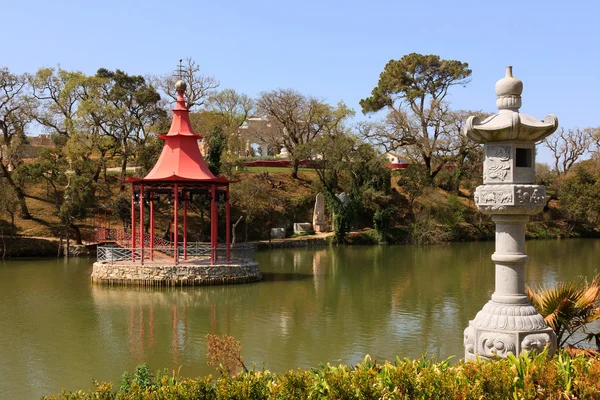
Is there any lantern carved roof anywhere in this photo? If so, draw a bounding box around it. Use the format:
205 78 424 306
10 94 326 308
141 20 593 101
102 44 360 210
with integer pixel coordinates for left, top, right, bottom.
464 66 558 143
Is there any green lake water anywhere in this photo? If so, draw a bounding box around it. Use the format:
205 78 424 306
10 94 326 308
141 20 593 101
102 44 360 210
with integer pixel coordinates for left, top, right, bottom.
1 239 599 399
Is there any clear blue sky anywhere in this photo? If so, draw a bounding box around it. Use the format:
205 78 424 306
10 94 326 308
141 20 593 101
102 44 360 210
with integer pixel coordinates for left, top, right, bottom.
3 0 599 163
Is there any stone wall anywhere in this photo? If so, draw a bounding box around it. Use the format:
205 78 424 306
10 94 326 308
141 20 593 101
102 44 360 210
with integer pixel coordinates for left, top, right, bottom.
91 261 262 286
255 236 330 249
68 244 97 257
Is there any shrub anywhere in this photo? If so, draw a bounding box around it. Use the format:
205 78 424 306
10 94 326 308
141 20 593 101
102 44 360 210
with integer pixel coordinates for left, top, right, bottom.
43 351 600 399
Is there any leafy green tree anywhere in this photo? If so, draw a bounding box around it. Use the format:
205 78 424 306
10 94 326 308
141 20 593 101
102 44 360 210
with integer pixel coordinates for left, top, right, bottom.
439 109 487 193
29 67 84 140
17 144 98 243
230 175 283 241
396 165 429 218
298 132 354 243
61 174 97 244
15 147 68 212
29 68 105 186
300 133 391 243
350 143 392 243
94 68 166 190
360 53 472 184
207 88 254 154
135 134 164 176
206 126 225 176
0 177 19 237
0 66 32 218
76 74 123 183
373 209 392 244
558 164 600 230
30 68 111 187
112 194 131 229
255 89 354 179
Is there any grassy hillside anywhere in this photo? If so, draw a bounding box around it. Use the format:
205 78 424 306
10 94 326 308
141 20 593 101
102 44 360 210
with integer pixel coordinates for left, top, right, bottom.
0 167 586 247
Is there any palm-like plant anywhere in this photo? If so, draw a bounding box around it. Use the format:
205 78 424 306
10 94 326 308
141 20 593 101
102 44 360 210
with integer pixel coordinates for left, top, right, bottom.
526 274 600 349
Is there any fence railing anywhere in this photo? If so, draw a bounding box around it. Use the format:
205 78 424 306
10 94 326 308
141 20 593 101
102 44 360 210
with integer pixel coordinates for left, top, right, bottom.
97 243 255 265
96 228 191 249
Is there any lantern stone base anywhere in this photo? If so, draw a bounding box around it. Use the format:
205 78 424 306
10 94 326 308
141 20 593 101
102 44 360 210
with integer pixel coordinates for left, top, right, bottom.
91 261 262 286
464 299 556 360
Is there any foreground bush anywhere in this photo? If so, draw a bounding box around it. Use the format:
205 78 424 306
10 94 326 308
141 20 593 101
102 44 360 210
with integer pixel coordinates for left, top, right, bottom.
43 351 600 400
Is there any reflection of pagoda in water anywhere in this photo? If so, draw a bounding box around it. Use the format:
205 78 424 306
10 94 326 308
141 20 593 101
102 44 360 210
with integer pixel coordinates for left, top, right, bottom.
92 286 239 368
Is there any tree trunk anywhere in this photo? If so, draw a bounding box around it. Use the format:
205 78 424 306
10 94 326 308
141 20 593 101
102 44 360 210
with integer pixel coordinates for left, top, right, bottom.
119 154 128 193
58 233 63 258
93 162 102 183
291 158 300 179
244 218 249 242
0 163 31 219
70 222 83 245
10 212 14 239
231 216 243 245
48 181 61 213
1 227 5 259
423 156 435 185
103 159 108 183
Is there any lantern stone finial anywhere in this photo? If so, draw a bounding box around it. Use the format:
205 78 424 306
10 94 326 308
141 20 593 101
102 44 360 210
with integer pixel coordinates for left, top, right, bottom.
495 66 523 112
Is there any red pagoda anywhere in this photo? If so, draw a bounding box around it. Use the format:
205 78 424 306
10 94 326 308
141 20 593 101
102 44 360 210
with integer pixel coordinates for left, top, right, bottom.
126 80 232 265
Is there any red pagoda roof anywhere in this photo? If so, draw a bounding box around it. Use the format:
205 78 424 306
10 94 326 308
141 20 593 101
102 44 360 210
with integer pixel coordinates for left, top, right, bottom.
141 82 223 183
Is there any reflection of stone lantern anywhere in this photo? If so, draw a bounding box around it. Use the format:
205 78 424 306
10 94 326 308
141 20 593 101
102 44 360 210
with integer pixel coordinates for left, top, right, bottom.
463 66 558 360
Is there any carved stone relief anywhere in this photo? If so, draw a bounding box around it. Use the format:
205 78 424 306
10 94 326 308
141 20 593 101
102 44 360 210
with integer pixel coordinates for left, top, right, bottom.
516 188 544 204
521 333 552 353
464 326 475 355
479 332 516 358
475 185 546 215
486 145 511 182
477 190 513 205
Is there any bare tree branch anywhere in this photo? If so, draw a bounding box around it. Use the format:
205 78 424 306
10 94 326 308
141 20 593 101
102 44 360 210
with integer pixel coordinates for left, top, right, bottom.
155 57 219 110
544 127 593 175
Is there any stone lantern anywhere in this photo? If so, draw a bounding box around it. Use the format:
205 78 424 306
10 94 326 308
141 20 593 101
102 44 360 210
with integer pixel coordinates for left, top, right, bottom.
463 66 558 360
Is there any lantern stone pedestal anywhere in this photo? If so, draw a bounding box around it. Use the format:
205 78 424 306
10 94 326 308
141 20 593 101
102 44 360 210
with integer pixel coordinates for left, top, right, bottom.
463 67 558 360
463 214 556 360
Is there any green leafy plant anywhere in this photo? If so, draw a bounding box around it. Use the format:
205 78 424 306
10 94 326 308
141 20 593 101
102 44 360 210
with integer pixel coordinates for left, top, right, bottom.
527 274 600 348
132 363 153 390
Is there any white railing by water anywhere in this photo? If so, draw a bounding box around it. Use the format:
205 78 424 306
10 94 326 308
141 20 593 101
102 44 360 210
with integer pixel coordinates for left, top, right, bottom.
97 243 255 265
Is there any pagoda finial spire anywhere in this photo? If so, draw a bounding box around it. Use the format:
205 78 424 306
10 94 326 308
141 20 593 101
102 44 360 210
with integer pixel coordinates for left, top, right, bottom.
174 58 187 96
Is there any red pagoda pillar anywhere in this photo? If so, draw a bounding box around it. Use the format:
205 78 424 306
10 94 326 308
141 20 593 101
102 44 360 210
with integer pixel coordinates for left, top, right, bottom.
183 192 188 260
173 184 179 264
131 187 136 261
139 185 144 265
150 195 154 261
211 185 217 264
226 186 231 262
